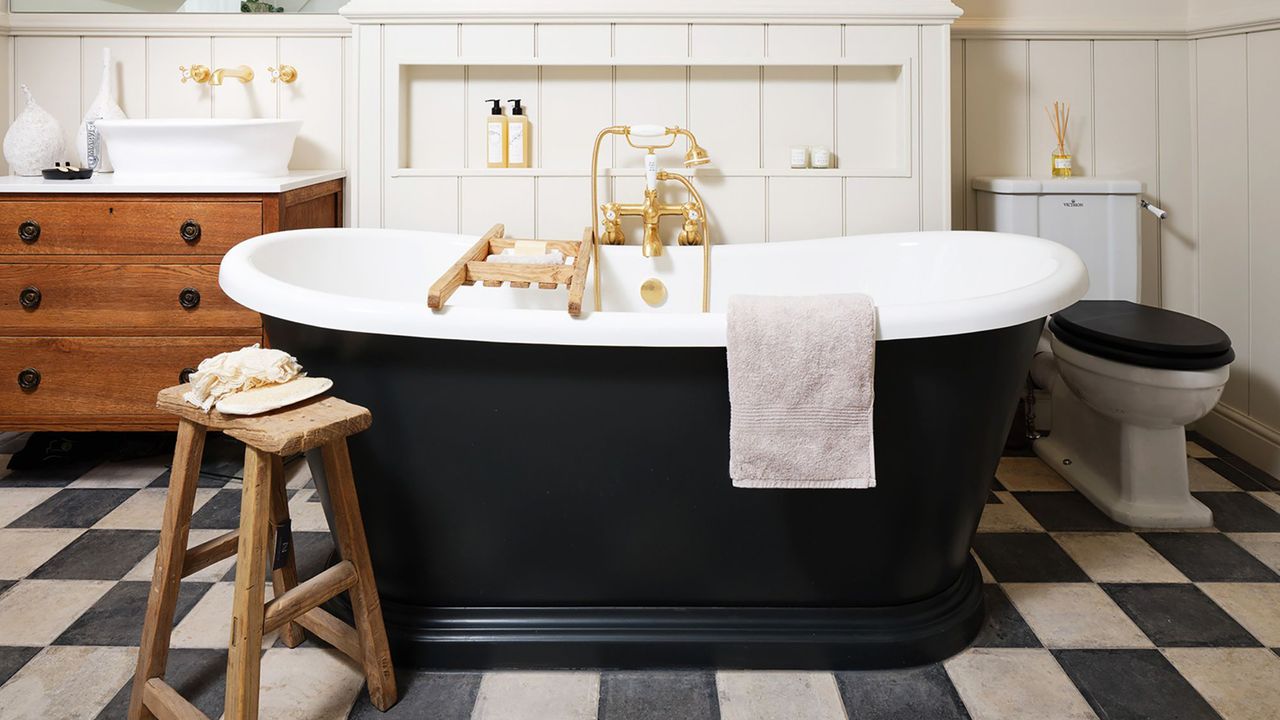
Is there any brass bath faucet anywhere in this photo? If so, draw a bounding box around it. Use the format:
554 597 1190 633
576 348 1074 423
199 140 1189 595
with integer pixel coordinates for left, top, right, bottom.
590 125 712 312
179 64 255 85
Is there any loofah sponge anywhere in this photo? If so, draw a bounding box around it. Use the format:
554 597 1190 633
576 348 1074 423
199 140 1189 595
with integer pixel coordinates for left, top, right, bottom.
182 344 303 412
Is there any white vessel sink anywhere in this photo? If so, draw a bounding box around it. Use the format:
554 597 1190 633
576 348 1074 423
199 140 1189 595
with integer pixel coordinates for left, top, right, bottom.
95 119 302 180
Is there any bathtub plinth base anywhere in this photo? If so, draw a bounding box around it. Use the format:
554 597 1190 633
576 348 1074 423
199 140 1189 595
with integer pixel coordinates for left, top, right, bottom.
329 560 984 671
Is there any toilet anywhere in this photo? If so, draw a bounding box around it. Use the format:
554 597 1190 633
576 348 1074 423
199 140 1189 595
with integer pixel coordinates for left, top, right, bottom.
974 177 1234 528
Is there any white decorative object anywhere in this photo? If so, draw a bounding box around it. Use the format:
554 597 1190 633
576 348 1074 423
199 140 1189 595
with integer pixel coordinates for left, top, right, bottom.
77 48 127 173
3 85 66 176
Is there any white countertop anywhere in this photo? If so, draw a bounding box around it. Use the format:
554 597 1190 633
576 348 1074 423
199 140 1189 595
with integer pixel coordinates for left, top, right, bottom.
0 170 346 194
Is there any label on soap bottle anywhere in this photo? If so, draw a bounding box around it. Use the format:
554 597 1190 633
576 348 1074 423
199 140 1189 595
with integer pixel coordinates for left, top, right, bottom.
508 123 525 165
487 121 505 165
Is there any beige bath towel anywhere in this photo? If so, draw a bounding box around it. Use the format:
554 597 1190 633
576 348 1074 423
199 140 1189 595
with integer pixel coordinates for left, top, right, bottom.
727 294 877 489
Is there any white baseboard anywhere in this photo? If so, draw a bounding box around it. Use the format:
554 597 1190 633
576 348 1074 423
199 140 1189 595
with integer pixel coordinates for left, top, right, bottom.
1194 404 1280 479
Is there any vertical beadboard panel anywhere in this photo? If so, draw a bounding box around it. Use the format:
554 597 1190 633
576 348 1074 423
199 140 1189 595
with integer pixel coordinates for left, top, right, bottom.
79 37 146 119
613 66 687 168
465 66 537 169
761 67 834 169
950 38 966 229
460 24 534 60
766 25 841 62
768 177 842 242
280 37 344 170
211 37 277 119
845 177 920 234
1196 34 1250 410
146 37 212 119
398 66 465 169
537 25 610 62
921 25 950 231
536 176 598 239
695 177 766 244
691 25 765 62
689 66 760 170
354 23 383 228
1028 41 1092 178
614 25 688 60
540 67 613 170
385 177 459 233
14 37 81 158
1247 30 1280 428
964 40 1028 228
1094 41 1159 305
460 176 535 237
0 36 9 173
1157 39 1197 315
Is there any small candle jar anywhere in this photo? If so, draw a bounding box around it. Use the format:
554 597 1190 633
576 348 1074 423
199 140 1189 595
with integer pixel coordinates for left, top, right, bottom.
1051 148 1073 178
810 146 832 169
789 146 809 169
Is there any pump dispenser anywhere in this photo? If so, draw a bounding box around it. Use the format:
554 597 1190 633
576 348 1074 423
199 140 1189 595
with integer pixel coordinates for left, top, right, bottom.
506 99 531 168
485 98 508 168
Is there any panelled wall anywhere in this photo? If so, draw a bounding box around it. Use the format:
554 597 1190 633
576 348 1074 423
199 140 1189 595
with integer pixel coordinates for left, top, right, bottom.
953 30 1280 473
5 24 348 174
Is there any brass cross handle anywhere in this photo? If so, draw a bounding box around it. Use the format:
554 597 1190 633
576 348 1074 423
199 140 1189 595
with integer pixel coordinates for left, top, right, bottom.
268 65 298 84
179 64 212 84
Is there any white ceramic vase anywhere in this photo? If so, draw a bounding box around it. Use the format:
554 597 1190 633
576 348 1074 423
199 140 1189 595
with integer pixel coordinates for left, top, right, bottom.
3 85 66 176
77 48 127 173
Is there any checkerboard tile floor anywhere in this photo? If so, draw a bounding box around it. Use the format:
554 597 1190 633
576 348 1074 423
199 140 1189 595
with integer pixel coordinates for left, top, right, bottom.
2 431 1279 719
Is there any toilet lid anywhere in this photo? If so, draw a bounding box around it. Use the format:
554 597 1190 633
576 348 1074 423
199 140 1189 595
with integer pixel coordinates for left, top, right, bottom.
1049 300 1235 371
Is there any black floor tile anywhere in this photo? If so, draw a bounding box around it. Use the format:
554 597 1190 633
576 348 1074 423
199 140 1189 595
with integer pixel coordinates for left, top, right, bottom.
972 584 1041 648
1054 649 1220 720
598 671 719 720
0 579 13 598
0 646 40 686
1141 532 1279 582
1198 458 1273 492
1103 583 1261 647
224 531 333 583
1013 491 1126 531
971 533 1090 583
96 648 227 720
990 476 1006 492
148 469 234 489
986 492 1001 504
53 580 210 646
1194 492 1280 532
834 663 969 720
29 529 160 581
189 489 243 529
348 671 482 719
5 488 136 528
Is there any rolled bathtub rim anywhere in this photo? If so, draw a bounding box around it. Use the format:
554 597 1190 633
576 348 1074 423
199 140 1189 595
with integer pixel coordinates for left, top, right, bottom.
220 228 1089 348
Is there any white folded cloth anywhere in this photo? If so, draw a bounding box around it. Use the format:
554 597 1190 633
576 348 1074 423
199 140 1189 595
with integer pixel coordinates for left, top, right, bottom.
485 249 567 265
182 344 303 412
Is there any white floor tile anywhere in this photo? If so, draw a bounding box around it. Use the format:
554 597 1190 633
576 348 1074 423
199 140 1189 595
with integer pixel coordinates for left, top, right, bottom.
1251 492 1280 514
0 579 114 645
1227 533 1280 575
124 528 237 582
945 648 1097 720
996 457 1073 491
285 458 313 490
470 672 601 720
1003 583 1152 649
0 645 136 720
0 528 85 580
1186 441 1216 459
171 581 278 649
978 492 1045 533
253 647 366 720
716 671 847 720
93 488 216 530
287 490 331 533
1198 583 1280 647
1188 459 1241 492
0 488 59 527
1165 648 1280 720
67 457 170 489
1052 532 1188 583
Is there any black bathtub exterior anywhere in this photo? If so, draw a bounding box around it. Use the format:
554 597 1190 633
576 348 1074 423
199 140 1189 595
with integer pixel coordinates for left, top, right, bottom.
269 315 1044 670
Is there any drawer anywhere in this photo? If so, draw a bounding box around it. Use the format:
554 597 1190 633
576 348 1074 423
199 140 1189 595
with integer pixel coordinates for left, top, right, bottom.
0 336 260 423
0 200 262 255
0 263 260 336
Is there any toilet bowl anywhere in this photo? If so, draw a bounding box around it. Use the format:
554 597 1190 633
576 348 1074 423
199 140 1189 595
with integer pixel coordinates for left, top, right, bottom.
1032 300 1233 528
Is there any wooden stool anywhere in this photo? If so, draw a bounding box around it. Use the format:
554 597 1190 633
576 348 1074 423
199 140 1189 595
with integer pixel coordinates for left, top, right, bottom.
128 386 398 720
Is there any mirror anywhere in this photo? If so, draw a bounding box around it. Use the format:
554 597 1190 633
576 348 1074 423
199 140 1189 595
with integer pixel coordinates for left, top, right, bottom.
9 0 343 11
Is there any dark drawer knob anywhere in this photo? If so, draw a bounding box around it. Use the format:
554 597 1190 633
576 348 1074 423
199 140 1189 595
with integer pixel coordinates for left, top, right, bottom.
179 367 197 384
179 219 202 244
17 367 40 391
18 220 40 243
19 286 41 309
178 287 201 309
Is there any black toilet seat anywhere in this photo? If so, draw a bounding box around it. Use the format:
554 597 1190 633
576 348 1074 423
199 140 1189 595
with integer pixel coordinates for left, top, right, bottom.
1049 300 1234 371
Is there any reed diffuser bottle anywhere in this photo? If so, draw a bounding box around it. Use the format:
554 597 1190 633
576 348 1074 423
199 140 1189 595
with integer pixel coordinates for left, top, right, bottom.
1046 100 1072 178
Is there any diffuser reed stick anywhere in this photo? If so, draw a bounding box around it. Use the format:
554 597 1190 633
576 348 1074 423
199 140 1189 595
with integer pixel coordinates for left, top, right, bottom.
1045 100 1073 177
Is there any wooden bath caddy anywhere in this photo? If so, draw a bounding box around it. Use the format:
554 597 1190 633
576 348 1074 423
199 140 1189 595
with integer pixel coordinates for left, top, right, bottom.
427 223 594 317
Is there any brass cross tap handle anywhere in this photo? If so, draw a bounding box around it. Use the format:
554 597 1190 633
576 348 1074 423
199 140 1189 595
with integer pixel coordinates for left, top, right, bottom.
268 65 298 84
179 64 212 84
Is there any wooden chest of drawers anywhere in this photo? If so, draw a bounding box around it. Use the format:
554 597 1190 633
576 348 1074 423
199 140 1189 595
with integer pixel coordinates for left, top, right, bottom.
0 178 343 431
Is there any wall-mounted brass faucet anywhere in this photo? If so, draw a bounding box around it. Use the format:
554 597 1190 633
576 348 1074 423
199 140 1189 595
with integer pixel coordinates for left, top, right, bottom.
590 124 712 312
179 64 255 86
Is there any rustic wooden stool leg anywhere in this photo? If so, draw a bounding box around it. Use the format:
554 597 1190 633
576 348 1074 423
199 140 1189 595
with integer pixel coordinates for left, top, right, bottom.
321 438 398 711
128 419 208 720
269 456 306 648
224 447 274 720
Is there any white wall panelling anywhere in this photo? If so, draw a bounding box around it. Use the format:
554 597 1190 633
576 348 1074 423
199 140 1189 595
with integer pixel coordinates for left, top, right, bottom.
1245 30 1280 431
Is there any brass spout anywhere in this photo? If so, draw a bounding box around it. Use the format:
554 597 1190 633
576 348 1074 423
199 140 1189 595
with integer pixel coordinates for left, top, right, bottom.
642 222 663 258
209 64 255 86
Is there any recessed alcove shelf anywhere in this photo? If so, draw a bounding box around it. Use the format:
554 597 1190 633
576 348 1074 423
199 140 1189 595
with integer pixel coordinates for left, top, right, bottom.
346 5 957 243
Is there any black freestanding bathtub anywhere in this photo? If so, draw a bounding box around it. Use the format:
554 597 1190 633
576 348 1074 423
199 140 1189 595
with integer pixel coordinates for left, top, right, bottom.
222 228 1087 670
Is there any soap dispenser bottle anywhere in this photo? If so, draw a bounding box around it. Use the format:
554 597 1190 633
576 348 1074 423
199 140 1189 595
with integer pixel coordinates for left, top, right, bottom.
485 98 508 169
506 99 531 169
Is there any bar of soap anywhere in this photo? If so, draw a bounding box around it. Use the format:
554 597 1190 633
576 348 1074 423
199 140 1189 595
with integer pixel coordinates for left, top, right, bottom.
214 376 333 416
514 239 548 256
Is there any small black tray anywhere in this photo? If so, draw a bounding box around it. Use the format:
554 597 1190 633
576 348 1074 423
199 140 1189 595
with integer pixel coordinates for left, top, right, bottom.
42 165 94 180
